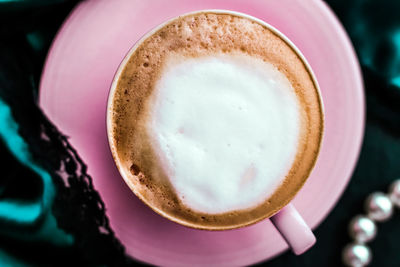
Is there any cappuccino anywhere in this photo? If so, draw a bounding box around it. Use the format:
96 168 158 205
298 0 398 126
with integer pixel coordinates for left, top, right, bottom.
108 11 323 230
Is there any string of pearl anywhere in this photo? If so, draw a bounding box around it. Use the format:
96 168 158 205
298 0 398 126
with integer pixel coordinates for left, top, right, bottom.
342 180 400 267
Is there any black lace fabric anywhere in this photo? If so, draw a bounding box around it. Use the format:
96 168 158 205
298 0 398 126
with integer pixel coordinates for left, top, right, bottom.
0 1 137 266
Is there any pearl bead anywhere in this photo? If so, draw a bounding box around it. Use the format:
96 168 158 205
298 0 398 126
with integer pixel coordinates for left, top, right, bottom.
348 215 377 243
365 192 393 222
389 179 400 207
342 243 372 267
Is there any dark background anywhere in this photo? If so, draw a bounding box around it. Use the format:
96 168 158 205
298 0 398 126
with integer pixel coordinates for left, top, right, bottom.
1 0 400 266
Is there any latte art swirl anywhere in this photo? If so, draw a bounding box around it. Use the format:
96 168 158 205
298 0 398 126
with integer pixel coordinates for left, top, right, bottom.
148 54 300 214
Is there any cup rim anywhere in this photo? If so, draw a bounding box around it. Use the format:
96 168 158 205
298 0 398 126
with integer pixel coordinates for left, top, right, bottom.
106 9 325 231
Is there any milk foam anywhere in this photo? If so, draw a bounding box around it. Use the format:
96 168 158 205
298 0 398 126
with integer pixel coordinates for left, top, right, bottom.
147 53 300 214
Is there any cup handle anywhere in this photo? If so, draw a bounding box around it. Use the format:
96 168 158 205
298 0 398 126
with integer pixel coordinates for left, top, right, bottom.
270 203 316 255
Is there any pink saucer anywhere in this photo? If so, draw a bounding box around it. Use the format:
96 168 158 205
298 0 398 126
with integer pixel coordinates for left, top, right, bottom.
39 0 364 266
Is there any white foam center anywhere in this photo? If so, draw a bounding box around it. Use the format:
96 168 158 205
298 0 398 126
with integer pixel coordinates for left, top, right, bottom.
147 53 300 214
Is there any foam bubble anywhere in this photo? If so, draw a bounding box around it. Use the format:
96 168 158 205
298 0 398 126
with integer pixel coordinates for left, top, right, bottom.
147 53 300 214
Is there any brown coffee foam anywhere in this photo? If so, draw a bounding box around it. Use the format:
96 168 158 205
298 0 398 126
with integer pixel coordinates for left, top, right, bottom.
109 12 323 230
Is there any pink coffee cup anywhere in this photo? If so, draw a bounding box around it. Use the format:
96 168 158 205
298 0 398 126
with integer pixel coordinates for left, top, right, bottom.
107 10 323 256
270 203 316 255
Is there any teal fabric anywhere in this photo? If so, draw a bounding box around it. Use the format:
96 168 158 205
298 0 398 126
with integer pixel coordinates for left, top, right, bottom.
0 0 399 266
0 99 72 244
0 100 72 266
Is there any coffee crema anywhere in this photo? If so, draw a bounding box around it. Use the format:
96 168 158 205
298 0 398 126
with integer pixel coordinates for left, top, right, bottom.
108 11 323 230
